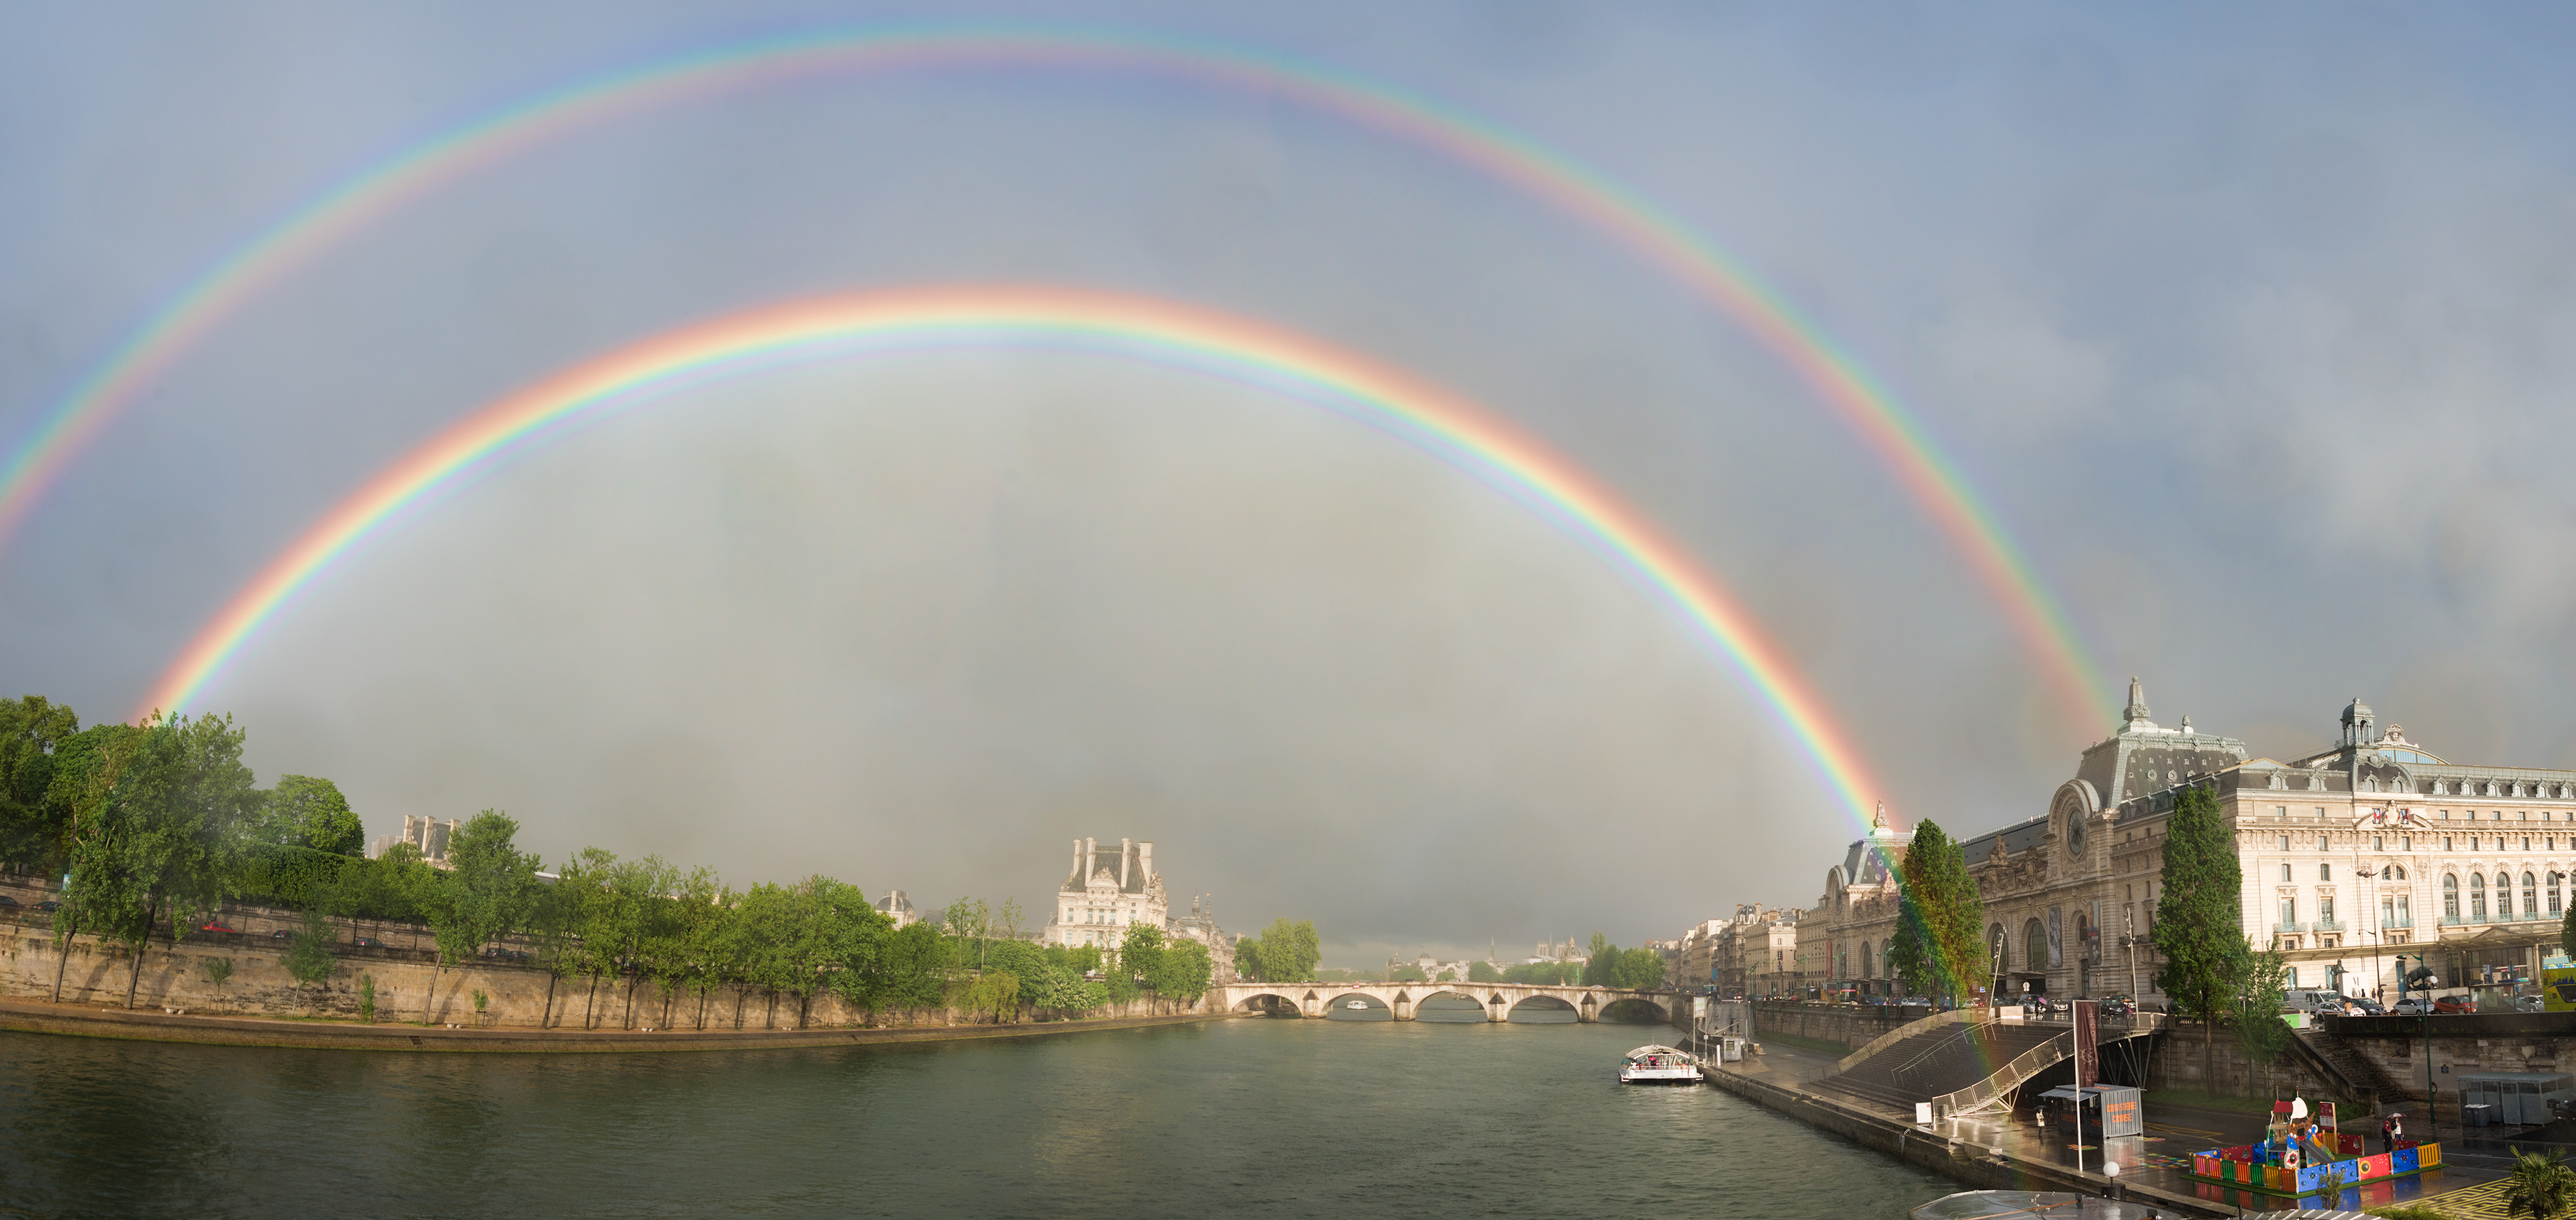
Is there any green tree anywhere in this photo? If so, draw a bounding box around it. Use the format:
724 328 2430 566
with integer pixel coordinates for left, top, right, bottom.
963 971 1020 1023
1233 936 1263 983
2231 946 2292 1097
2503 1144 2576 1219
2155 784 2247 1090
1582 940 1620 988
253 775 363 856
1885 819 1990 1006
1155 938 1213 1010
1467 960 1501 984
2561 897 2576 966
416 810 543 1023
203 956 234 1006
1119 923 1168 1011
881 920 949 1022
0 695 79 873
1243 919 1319 983
61 713 259 1008
282 909 338 998
1616 946 1667 991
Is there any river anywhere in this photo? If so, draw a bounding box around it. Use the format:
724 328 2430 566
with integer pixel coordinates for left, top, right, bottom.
1 1013 1957 1218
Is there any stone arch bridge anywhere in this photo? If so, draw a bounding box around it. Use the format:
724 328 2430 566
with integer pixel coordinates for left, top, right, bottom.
1212 982 1678 1023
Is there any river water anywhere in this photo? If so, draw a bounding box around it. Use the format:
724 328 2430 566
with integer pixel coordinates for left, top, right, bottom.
1 1014 1957 1219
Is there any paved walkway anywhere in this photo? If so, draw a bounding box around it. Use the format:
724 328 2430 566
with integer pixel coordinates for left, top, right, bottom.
1729 1040 2502 1214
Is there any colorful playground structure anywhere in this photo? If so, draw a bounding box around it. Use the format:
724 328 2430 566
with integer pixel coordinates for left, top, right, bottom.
2188 1097 2441 1199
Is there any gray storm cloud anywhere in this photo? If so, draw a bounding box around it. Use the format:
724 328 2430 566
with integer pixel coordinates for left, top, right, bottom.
4 3 2575 965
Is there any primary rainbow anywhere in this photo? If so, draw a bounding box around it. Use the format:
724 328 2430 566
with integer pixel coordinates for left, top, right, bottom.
137 286 1888 828
9 26 2109 731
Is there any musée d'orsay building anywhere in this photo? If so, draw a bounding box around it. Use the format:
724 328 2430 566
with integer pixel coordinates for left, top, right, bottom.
1802 681 2575 1005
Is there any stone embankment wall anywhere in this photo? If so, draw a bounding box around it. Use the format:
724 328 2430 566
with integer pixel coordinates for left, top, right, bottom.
1750 1003 1936 1050
0 875 1183 1030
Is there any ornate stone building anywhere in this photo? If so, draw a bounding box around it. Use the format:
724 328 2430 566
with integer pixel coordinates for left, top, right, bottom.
1042 837 1169 949
1800 680 2576 1006
1801 803 1912 998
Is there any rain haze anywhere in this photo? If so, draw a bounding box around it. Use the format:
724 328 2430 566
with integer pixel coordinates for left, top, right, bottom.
6 4 2576 966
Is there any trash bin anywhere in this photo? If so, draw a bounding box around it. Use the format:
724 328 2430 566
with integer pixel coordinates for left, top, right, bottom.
2464 1103 2494 1128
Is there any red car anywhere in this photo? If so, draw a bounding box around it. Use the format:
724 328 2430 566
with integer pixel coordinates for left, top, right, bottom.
199 922 238 934
351 936 386 948
2432 995 2475 1013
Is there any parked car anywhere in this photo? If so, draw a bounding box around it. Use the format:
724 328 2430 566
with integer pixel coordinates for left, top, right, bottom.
2432 995 2475 1014
0 894 21 908
2513 993 2547 1013
2099 997 2134 1018
198 922 238 934
271 929 295 939
36 900 61 912
2348 997 2386 1016
2391 996 2433 1015
351 936 386 949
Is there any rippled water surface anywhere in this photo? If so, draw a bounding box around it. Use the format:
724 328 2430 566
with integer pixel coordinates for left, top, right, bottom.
1 1018 1957 1218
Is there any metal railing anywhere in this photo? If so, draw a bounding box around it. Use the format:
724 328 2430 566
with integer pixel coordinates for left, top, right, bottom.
1832 1006 1985 1073
1932 1030 2072 1118
2275 921 2309 933
1927 1013 2168 1118
2314 919 2346 931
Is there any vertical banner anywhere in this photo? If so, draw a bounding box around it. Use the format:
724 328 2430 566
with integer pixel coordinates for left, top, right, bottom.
2048 906 2064 968
2073 998 2100 1088
2322 1100 2338 1135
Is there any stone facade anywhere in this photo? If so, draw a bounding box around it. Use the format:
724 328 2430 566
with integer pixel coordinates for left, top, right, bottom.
1799 679 2576 1007
1042 837 1169 950
1703 904 1804 996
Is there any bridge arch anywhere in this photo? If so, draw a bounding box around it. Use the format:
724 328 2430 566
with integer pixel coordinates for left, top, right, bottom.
1507 993 1580 1022
1228 990 1306 1017
1598 996 1668 1023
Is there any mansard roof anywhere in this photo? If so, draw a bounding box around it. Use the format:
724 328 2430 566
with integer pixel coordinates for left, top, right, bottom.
1957 813 2049 864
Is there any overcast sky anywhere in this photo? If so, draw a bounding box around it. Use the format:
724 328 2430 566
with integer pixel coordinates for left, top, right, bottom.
6 4 2576 966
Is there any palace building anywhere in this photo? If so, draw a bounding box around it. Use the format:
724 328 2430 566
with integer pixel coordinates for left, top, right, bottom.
1043 837 1169 949
1800 681 2574 1006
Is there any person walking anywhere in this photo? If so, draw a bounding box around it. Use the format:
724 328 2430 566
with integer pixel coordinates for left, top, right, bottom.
2384 1111 2405 1154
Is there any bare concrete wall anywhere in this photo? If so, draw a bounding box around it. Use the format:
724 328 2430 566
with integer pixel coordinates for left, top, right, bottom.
1752 1003 1935 1050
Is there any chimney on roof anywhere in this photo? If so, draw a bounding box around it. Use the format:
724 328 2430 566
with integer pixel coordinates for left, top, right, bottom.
1119 838 1132 889
1139 839 1154 885
1085 837 1097 884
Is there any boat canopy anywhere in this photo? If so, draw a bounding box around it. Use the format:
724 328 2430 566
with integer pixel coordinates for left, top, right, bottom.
1625 1044 1692 1060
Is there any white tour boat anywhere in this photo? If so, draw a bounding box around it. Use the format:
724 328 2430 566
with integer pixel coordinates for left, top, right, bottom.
1345 1000 1368 1010
1619 1044 1702 1084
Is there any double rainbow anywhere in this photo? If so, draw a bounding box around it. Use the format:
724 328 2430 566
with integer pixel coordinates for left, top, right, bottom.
134 286 1888 827
8 26 2107 728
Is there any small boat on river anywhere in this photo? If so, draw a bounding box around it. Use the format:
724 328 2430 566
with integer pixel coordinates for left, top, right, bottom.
1345 1000 1367 1010
1618 1044 1702 1084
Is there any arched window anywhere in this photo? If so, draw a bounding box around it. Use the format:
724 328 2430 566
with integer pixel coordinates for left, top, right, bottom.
2525 872 2539 918
2025 919 2047 971
1861 941 1873 978
2444 874 2460 919
2553 873 2565 916
2471 872 2488 921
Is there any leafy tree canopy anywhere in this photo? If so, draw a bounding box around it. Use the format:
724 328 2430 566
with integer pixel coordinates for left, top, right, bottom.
254 775 363 856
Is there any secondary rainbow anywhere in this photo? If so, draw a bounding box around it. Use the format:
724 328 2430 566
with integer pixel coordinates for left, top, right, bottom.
138 286 1886 827
11 26 2109 730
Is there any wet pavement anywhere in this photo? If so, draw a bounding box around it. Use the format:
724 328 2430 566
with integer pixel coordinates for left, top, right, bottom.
1723 1040 2502 1215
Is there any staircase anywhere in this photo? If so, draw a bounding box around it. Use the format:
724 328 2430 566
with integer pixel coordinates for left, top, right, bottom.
1822 1020 2066 1111
2296 1028 2399 1107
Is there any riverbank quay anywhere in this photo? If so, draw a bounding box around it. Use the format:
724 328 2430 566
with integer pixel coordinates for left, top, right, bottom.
1709 1043 2252 1219
1709 1041 2503 1216
0 995 1229 1053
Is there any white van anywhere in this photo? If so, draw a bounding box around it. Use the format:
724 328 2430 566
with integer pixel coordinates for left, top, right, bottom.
2281 989 2351 1016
